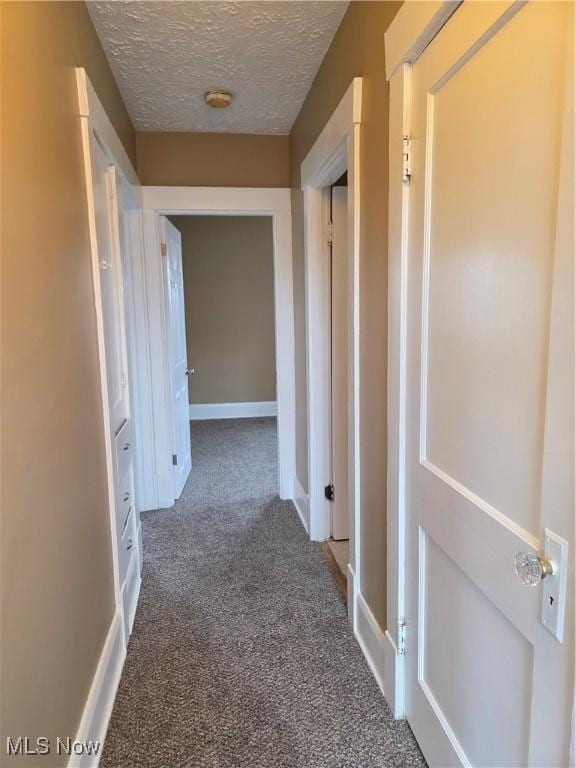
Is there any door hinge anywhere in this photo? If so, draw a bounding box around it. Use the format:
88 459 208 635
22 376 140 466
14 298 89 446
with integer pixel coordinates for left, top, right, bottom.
324 483 335 501
327 222 334 246
397 619 407 655
161 242 167 257
402 135 412 183
172 453 178 466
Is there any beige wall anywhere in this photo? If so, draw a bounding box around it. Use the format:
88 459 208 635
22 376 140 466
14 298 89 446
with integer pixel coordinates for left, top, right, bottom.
289 1 402 627
137 132 290 187
1 2 136 764
170 216 276 405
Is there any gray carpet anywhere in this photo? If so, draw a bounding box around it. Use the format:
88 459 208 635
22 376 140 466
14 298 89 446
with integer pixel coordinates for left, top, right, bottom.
102 418 426 768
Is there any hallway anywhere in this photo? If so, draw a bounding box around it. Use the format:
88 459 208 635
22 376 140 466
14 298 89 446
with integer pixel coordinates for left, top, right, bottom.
101 419 425 768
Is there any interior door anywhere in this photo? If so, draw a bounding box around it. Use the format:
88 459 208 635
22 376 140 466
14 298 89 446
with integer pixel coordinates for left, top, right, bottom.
330 185 349 540
161 216 192 500
90 133 130 435
405 2 574 766
88 129 140 618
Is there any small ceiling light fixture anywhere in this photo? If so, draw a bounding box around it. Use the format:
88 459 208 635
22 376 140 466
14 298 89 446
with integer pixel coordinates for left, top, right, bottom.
205 90 233 109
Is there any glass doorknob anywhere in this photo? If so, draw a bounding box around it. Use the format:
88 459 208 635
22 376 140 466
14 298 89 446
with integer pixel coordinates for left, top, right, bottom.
514 551 555 586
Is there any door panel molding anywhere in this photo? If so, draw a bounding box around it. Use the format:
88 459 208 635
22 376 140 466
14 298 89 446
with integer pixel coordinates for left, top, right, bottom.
386 0 536 723
386 2 574 764
422 459 539 550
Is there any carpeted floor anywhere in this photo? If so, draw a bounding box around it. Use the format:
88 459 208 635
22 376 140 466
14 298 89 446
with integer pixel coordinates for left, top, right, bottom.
102 418 426 768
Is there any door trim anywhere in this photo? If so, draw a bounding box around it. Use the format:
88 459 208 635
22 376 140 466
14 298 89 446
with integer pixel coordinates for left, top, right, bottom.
75 67 143 764
76 66 144 615
141 186 296 506
189 401 278 420
76 68 155 515
300 78 362 626
384 1 465 720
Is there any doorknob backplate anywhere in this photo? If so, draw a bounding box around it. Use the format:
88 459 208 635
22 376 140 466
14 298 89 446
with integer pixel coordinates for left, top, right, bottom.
514 530 568 643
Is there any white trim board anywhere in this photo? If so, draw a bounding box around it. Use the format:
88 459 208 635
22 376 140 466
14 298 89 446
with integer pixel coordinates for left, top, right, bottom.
300 78 363 636
301 79 362 188
142 186 290 213
75 68 144 765
347 565 356 625
67 613 125 768
76 68 140 190
384 1 461 79
384 629 405 719
141 186 296 505
292 475 310 535
355 592 388 700
189 401 277 420
76 67 153 516
384 0 471 723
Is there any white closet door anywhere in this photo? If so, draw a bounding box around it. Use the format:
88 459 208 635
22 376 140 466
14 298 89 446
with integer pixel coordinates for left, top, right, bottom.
89 133 129 436
404 3 574 766
88 130 140 622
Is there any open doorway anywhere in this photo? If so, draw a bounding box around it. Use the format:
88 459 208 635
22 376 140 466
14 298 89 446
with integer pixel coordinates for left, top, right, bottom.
325 173 350 585
165 214 277 493
140 186 296 512
300 78 362 621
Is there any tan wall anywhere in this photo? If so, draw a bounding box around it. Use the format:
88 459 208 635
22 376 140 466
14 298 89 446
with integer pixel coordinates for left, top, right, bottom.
170 216 276 405
137 132 290 187
289 1 402 627
1 2 136 764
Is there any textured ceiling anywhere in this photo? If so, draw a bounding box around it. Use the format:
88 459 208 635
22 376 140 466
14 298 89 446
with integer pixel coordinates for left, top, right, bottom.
87 1 349 134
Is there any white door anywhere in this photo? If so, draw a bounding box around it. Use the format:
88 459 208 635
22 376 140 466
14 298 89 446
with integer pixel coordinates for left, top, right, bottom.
90 134 130 435
405 3 574 766
161 217 192 500
88 130 140 627
331 185 349 540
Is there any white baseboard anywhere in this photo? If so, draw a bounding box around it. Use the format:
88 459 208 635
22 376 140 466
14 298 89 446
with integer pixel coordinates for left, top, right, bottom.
355 591 388 699
69 539 143 768
278 462 293 501
347 564 356 626
68 612 126 768
384 629 405 719
292 475 310 534
154 469 175 511
189 401 277 420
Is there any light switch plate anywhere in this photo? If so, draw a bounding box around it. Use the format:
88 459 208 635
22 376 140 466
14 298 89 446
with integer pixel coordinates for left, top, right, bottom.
541 528 568 642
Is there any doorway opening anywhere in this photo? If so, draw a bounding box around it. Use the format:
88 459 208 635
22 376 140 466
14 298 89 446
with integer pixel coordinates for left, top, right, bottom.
325 172 350 587
139 187 296 513
164 214 278 497
300 78 362 623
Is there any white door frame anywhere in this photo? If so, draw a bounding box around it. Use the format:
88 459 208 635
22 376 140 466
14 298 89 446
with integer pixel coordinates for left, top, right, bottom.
76 67 145 608
383 0 483 719
76 69 155 519
300 78 362 622
75 67 145 758
141 186 296 508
